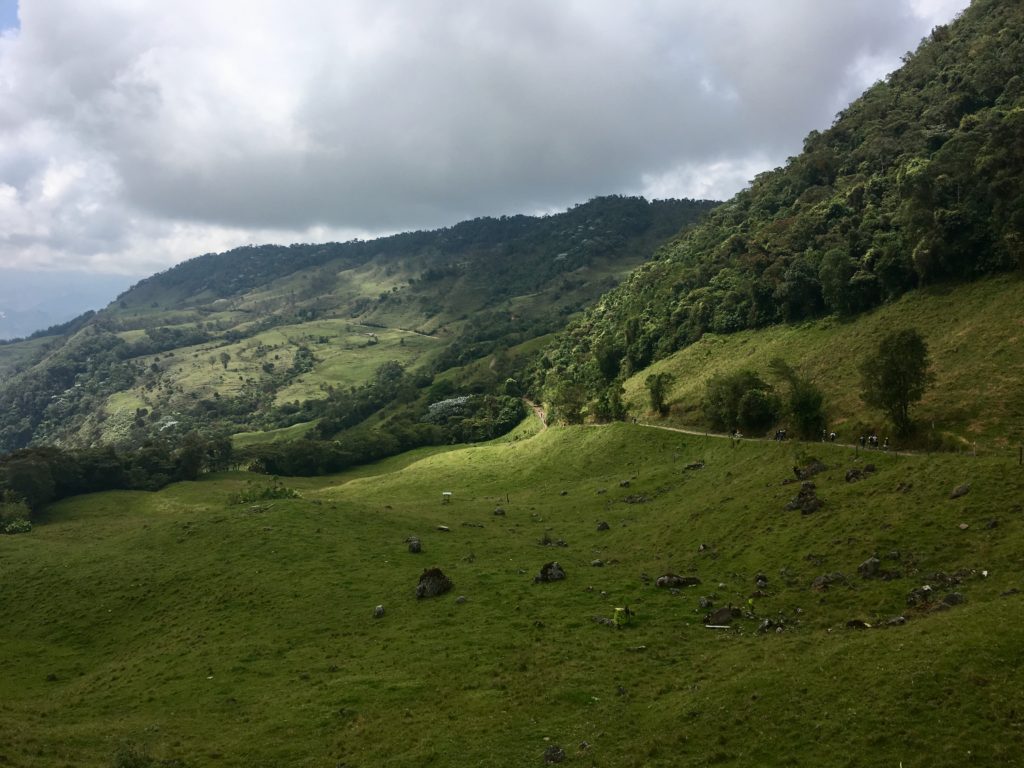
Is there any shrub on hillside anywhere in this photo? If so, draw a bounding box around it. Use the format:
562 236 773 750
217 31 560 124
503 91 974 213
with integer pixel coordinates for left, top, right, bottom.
3 518 32 535
227 478 301 505
704 370 775 432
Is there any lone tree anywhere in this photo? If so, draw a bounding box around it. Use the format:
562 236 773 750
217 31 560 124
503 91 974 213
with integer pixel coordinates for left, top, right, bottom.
645 372 675 416
859 328 934 437
769 358 826 440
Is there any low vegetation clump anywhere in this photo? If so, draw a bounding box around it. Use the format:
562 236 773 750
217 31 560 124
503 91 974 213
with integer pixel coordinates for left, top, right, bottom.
226 478 301 505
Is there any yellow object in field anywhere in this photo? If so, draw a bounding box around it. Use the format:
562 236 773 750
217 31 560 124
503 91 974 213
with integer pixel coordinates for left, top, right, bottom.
613 606 633 627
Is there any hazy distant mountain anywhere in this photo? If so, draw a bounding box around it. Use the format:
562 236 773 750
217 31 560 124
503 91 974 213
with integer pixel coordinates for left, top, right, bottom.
0 270 141 340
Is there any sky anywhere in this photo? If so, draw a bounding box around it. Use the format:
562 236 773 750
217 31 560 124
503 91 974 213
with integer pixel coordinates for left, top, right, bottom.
0 0 971 277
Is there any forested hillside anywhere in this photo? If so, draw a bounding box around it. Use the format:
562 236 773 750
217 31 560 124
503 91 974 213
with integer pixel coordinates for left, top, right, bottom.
0 196 713 453
538 0 1024 417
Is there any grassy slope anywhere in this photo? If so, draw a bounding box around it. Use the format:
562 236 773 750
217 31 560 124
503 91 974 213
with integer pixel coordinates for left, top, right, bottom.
0 335 55 379
2 421 1023 767
622 274 1024 450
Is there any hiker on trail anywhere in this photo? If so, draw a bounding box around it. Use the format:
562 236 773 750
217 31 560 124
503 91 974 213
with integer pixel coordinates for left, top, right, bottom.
859 435 866 448
829 431 837 443
883 437 889 451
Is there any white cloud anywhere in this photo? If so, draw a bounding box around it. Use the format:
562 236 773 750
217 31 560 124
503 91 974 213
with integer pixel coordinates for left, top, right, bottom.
0 0 970 274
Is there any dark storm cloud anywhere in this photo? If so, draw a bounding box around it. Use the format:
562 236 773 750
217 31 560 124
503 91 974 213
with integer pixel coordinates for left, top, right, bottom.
0 0 968 273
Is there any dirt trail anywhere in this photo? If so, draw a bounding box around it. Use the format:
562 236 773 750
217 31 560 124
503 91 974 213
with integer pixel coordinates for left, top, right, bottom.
635 420 913 456
523 399 548 430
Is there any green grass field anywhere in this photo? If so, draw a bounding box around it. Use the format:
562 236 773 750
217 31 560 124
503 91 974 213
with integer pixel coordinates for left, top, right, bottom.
623 274 1024 451
3 419 1022 767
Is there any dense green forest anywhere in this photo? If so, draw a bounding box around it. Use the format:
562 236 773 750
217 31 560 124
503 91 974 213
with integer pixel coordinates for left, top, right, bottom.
536 0 1024 419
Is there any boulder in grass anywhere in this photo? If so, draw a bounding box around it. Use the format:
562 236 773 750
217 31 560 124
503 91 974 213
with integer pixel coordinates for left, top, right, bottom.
543 745 566 764
950 483 971 500
534 561 566 583
415 567 453 599
655 573 701 588
704 606 740 625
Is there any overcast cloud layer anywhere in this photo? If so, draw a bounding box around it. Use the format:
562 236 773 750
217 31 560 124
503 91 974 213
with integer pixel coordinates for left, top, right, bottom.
0 0 969 275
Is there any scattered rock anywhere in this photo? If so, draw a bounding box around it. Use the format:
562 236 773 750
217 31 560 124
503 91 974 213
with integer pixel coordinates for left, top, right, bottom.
455 595 468 604
754 573 769 589
793 460 828 481
596 521 610 531
698 596 714 609
858 557 881 578
704 606 740 625
880 616 907 627
559 490 568 496
619 479 631 488
373 605 385 618
950 483 971 499
493 507 506 516
986 518 999 529
943 592 965 606
906 585 933 607
593 616 614 626
757 618 775 633
786 482 823 514
534 561 566 583
958 522 970 530
811 572 848 592
591 559 604 567
596 488 607 495
408 538 422 554
436 525 450 532
543 745 566 764
886 550 902 562
846 619 871 629
622 494 649 504
845 465 876 482
415 568 453 599
656 573 701 588
684 460 705 471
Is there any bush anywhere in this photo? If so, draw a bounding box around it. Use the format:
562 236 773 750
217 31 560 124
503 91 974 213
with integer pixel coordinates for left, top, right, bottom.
704 370 773 431
645 372 675 416
737 388 780 433
3 518 32 535
227 478 301 505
